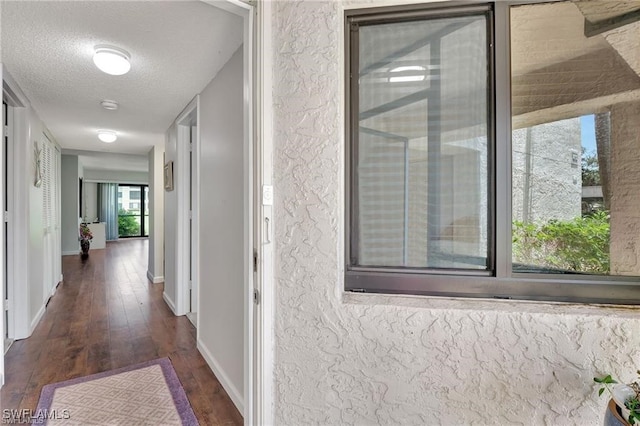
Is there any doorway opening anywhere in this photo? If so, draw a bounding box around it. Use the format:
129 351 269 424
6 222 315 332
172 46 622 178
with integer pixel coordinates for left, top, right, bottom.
176 101 198 327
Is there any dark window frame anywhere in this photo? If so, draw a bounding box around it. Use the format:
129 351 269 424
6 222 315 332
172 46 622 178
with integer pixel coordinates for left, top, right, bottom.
117 183 149 238
344 1 640 305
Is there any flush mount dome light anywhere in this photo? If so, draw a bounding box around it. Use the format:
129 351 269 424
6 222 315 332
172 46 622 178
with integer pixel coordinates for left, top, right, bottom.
100 100 119 110
389 65 426 83
97 130 117 143
93 45 131 75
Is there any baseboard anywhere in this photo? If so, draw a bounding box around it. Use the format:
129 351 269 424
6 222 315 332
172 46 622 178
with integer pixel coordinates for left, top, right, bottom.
29 304 46 335
162 292 177 315
62 251 79 256
146 270 164 284
197 339 244 415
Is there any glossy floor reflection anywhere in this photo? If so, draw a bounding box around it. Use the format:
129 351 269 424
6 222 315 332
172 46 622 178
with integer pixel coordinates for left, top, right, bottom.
0 239 242 425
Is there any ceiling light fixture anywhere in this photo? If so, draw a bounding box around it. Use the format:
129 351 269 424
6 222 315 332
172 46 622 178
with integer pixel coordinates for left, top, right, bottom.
389 65 426 83
93 45 131 76
97 130 117 143
100 100 119 111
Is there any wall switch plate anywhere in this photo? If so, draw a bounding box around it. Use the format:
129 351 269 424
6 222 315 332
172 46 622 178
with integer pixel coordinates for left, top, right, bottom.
262 185 273 206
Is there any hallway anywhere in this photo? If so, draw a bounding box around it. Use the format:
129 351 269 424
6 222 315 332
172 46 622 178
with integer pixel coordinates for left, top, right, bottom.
0 239 242 425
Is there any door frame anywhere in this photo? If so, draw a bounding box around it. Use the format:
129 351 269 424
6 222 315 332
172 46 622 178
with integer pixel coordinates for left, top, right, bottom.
0 65 4 386
174 95 199 320
0 66 33 387
253 1 275 424
199 1 275 424
2 69 30 343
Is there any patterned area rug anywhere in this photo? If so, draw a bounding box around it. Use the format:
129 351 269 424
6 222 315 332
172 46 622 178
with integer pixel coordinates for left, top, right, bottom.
34 358 199 425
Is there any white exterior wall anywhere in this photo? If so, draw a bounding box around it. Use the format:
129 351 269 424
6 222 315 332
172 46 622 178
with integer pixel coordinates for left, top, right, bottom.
610 101 640 275
512 118 582 223
270 1 640 425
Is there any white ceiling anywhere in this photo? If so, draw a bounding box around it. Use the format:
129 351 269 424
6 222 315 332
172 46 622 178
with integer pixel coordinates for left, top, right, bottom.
1 0 243 170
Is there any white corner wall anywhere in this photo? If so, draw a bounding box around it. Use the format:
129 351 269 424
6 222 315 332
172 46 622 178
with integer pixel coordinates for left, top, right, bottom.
82 182 98 222
61 155 80 256
196 46 245 412
270 1 640 425
163 123 178 313
148 146 165 284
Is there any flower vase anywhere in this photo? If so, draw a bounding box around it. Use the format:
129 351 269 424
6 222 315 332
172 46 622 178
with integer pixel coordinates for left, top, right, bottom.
80 239 90 259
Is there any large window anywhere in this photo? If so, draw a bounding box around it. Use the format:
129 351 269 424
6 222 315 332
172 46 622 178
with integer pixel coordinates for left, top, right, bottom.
118 184 149 238
345 1 640 304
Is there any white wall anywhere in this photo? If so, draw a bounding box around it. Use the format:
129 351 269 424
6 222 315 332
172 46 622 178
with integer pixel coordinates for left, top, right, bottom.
163 123 178 312
270 1 640 425
61 155 80 255
197 46 245 411
82 181 98 222
83 169 148 184
147 146 165 283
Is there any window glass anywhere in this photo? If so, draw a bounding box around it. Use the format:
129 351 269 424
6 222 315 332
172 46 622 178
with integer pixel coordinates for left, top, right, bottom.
510 1 638 277
346 2 640 303
355 12 490 270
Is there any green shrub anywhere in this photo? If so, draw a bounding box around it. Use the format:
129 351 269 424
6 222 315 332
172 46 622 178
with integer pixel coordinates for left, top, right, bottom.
118 209 140 237
512 211 610 274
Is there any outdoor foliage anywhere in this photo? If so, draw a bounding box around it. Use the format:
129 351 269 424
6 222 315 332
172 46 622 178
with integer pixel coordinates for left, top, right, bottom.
118 208 140 236
513 211 610 273
582 148 601 186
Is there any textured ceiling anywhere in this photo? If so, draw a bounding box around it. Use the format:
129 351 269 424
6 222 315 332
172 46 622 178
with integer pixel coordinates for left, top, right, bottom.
1 0 243 167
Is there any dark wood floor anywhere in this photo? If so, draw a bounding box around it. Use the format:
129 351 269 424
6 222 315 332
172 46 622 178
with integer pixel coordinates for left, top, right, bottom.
0 239 242 425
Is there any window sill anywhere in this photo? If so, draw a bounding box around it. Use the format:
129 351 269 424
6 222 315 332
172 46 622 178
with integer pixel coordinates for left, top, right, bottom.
341 290 640 318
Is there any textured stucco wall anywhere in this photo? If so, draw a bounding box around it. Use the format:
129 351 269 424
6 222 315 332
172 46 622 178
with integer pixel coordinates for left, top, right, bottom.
610 101 640 275
271 1 640 425
512 118 582 223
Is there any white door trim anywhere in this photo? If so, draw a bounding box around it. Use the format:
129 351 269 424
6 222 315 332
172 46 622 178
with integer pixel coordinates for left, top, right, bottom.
254 1 275 424
191 116 200 327
2 68 30 341
175 96 199 317
0 64 4 387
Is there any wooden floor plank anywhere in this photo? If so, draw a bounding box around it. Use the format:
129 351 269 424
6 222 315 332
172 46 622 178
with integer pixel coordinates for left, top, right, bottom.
0 239 242 425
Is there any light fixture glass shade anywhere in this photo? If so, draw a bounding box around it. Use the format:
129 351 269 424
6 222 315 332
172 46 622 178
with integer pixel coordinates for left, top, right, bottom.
93 45 131 76
98 130 117 143
100 100 119 110
389 65 426 83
